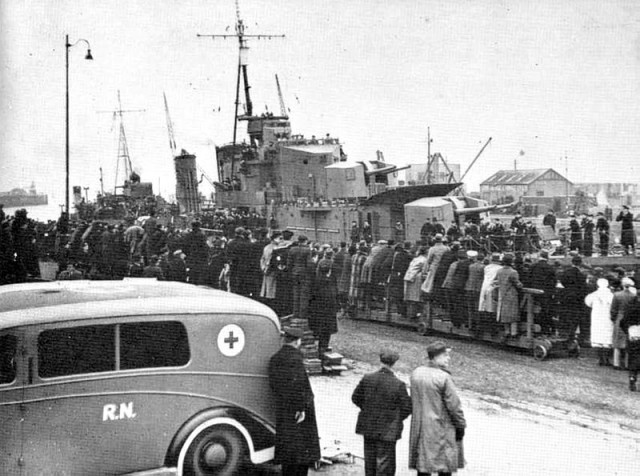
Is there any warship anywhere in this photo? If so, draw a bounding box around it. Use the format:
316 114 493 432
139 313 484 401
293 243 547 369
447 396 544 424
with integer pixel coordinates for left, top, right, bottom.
204 9 502 244
0 183 48 208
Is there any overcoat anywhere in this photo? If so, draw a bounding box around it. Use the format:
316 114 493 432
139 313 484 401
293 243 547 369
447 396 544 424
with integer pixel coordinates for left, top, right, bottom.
352 367 412 442
268 345 321 465
478 263 502 312
620 298 640 371
388 249 412 301
409 362 466 473
404 254 428 303
584 280 614 347
421 243 448 294
309 261 338 336
349 251 368 303
464 261 485 293
616 212 636 248
494 265 523 323
333 249 352 294
610 288 637 349
260 241 278 299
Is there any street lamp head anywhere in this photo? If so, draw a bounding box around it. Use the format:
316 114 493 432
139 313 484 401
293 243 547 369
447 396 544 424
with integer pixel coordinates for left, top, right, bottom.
85 49 93 60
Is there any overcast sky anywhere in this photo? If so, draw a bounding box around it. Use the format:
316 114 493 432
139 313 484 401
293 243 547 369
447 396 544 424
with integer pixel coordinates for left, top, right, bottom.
2 0 639 208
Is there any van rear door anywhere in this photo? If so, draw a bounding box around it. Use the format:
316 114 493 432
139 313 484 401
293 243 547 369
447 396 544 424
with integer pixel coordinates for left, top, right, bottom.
0 332 24 475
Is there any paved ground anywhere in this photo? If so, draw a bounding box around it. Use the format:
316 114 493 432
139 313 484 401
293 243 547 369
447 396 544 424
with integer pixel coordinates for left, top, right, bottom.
309 361 640 476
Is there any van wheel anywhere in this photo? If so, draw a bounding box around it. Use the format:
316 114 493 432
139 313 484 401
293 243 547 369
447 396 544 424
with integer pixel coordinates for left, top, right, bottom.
181 426 247 476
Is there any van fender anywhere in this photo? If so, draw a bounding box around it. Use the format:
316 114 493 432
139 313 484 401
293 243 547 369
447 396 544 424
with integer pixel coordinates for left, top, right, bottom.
165 407 275 468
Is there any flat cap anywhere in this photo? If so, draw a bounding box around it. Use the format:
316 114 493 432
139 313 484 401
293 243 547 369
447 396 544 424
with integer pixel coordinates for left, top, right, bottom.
427 341 451 359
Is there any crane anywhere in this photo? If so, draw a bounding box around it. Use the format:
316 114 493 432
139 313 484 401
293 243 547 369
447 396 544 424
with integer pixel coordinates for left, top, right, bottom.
163 92 178 157
275 74 288 118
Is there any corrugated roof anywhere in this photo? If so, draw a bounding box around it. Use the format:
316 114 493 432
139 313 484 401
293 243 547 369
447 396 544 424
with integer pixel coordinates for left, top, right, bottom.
480 168 566 186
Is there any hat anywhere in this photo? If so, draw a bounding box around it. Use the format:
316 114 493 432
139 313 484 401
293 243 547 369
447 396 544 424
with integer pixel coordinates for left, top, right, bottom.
623 205 630 210
282 229 294 239
298 235 308 242
491 253 501 262
467 250 478 258
192 221 201 229
568 211 575 216
434 233 443 242
457 249 468 259
539 250 549 259
234 226 245 235
427 341 451 360
379 350 400 366
377 239 388 245
282 327 304 339
622 277 634 288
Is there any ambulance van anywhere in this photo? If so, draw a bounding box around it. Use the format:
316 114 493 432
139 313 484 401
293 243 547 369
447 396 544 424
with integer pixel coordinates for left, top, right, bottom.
0 279 281 475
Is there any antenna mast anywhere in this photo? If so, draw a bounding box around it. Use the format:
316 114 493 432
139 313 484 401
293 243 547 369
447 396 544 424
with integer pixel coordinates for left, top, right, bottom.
97 90 145 192
197 0 285 154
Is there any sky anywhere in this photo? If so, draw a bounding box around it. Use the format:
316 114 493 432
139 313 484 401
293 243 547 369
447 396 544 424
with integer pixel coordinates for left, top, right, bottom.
1 0 640 211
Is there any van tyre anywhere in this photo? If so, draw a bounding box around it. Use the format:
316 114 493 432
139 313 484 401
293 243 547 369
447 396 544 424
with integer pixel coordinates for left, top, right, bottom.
182 425 247 476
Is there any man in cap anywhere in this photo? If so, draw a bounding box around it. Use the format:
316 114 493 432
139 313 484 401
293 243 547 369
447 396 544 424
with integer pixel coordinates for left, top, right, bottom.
287 235 313 319
225 226 253 296
616 205 636 255
464 250 484 328
268 327 320 475
409 341 466 476
181 220 209 285
595 211 610 256
352 350 412 476
581 214 595 257
559 255 588 343
529 250 557 334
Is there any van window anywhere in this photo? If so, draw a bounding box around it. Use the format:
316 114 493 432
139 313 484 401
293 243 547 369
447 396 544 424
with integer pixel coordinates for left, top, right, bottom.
120 321 190 370
37 321 190 378
0 335 17 384
38 325 115 378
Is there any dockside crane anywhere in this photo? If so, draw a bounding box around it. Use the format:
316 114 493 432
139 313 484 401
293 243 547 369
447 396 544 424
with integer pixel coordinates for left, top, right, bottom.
163 92 177 157
275 74 289 119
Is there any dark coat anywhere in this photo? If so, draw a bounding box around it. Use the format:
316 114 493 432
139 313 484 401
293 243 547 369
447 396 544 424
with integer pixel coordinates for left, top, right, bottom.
560 266 587 304
309 262 338 336
448 258 470 290
268 345 321 465
529 259 556 296
616 212 636 247
621 298 640 370
225 236 253 295
388 249 412 300
287 243 313 279
352 367 412 442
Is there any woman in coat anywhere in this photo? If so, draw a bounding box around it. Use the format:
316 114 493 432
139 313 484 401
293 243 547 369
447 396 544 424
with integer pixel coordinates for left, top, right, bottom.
348 243 369 312
409 341 466 475
585 278 614 366
260 231 283 300
478 253 502 313
493 253 523 338
404 246 428 319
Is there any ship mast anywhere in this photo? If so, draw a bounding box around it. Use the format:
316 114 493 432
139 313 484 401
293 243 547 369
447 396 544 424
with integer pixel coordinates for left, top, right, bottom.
97 90 145 193
198 0 284 177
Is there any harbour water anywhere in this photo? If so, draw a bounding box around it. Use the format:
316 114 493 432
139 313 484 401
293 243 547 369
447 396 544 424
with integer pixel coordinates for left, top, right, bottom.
2 203 64 222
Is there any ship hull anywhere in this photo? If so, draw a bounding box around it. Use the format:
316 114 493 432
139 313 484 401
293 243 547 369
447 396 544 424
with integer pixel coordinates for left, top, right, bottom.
0 195 48 208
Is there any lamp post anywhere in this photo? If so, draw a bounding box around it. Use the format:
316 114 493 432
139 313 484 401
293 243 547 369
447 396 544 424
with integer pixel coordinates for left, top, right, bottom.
65 34 93 215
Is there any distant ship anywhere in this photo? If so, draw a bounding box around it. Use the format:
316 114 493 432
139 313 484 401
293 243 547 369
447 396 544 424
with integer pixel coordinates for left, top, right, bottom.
0 182 48 208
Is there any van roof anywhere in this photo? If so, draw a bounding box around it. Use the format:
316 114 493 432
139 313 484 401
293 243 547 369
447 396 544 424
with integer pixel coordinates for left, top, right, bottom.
0 280 280 330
